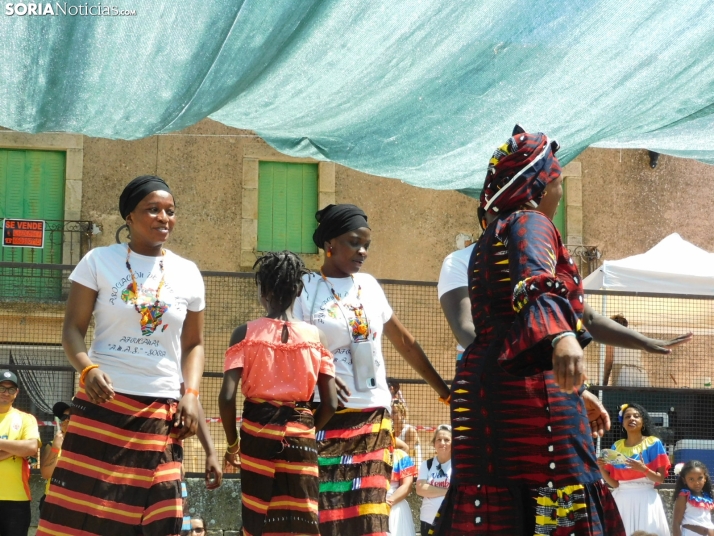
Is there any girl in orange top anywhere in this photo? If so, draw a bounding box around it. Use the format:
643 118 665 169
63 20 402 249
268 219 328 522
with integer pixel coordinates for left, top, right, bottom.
218 251 337 536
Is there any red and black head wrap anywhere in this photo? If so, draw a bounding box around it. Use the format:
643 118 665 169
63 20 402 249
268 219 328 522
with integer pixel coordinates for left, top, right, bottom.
478 125 561 227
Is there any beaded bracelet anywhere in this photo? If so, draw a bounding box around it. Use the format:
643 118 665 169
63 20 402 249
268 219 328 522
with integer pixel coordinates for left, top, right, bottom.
79 364 99 385
227 435 239 450
184 388 200 397
551 331 576 348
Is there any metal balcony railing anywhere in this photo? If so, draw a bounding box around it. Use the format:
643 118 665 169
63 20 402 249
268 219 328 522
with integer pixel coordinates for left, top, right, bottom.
0 220 94 301
565 244 602 278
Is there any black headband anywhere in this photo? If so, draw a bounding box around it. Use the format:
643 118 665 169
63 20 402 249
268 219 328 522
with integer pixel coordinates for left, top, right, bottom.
312 204 369 249
119 175 173 219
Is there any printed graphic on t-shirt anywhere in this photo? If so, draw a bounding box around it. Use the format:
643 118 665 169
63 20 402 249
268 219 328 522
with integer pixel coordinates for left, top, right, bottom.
323 302 372 342
427 463 451 488
98 271 183 358
120 282 169 336
313 294 377 366
345 303 371 341
109 267 178 337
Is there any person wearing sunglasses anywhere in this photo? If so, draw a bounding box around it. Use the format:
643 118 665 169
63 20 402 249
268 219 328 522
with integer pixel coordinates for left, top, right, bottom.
38 401 71 514
0 369 41 536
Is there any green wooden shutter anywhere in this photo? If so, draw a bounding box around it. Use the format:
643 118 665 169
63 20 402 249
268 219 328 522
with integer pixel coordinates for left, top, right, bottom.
257 162 318 254
0 149 66 299
271 163 288 250
257 163 275 251
38 151 67 264
285 164 303 250
299 164 318 253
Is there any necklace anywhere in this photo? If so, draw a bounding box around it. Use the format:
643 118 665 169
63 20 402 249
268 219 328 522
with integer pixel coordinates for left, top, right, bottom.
125 246 166 314
319 269 362 301
319 269 369 340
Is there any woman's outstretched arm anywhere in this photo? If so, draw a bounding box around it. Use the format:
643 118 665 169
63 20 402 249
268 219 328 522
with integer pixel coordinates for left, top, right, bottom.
383 315 450 399
582 303 692 352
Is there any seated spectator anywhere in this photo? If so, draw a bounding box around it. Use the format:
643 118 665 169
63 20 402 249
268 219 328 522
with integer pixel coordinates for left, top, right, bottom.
39 401 71 512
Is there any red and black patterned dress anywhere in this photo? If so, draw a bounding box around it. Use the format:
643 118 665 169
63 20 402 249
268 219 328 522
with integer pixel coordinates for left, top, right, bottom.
433 210 625 536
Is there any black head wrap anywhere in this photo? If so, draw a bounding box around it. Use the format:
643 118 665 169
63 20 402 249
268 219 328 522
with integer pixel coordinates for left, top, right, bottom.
119 175 173 219
52 401 70 419
312 204 370 249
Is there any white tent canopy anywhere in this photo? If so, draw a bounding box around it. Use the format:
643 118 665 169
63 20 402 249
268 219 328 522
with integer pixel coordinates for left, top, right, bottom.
582 234 714 296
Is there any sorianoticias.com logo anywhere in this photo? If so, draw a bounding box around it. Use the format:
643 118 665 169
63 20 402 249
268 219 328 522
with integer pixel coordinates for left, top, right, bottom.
5 3 136 16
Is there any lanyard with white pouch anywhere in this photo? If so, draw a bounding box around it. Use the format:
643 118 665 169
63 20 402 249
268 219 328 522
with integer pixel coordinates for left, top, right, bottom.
309 273 377 391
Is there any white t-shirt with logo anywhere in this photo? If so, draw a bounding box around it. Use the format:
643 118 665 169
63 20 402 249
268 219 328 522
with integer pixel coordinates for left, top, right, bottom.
417 457 452 524
293 272 393 411
437 244 475 353
69 244 205 399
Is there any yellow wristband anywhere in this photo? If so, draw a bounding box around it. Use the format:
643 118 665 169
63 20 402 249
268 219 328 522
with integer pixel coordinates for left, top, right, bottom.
227 435 239 449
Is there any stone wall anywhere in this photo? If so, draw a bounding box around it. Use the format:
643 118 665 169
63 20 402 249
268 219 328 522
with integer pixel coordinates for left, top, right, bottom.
580 148 714 261
78 120 480 279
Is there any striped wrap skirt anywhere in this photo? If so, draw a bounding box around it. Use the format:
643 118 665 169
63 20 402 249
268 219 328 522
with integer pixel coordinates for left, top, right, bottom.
432 481 625 536
316 406 393 536
239 398 320 536
37 388 183 536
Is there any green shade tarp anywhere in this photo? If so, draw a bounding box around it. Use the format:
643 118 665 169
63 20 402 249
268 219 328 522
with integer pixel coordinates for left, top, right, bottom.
2 0 714 191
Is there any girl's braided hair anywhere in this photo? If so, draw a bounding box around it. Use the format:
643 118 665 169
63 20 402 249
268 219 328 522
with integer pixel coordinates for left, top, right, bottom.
253 251 309 313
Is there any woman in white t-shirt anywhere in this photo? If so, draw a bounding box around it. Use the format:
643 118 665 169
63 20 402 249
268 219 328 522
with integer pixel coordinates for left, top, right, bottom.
38 176 209 536
417 425 453 536
437 243 477 363
293 204 450 536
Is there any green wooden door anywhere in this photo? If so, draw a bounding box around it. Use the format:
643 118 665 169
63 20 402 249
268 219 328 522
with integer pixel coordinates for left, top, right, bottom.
257 162 318 254
0 149 66 299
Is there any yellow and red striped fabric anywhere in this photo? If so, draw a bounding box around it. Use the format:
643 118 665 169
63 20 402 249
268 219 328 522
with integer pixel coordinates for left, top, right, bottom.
239 398 321 535
37 389 183 536
316 407 393 536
